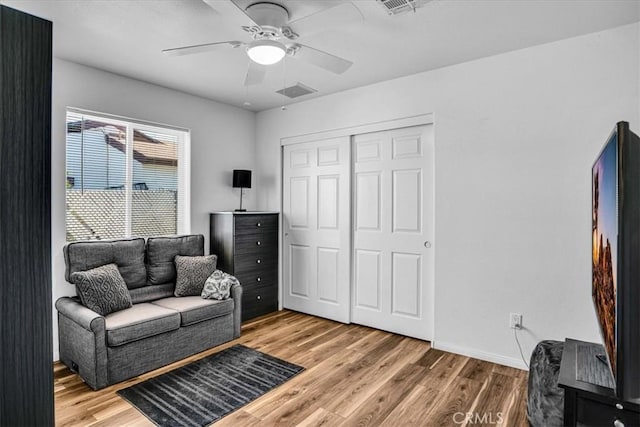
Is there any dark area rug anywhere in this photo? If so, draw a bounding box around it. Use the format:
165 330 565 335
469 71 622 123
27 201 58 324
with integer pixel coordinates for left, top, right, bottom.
117 344 304 426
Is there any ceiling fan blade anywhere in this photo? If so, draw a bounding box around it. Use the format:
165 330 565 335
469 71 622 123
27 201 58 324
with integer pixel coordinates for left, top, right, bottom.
162 41 242 57
244 61 267 86
202 0 259 29
289 3 363 37
291 44 353 74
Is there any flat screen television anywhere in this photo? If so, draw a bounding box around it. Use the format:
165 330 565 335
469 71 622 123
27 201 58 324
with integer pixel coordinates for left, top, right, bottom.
592 121 640 401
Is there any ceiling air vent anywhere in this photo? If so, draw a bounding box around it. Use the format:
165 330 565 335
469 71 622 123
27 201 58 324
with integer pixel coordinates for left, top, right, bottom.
276 83 317 99
376 0 431 15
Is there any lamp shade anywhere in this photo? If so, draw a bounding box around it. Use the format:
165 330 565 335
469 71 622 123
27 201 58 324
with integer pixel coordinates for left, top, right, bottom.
246 40 286 65
232 170 252 188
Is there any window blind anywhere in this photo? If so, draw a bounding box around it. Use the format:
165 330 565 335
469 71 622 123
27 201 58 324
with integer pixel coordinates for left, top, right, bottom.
65 110 189 242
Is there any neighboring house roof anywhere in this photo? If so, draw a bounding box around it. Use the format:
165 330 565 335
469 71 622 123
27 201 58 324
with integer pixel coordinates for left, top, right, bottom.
67 120 177 167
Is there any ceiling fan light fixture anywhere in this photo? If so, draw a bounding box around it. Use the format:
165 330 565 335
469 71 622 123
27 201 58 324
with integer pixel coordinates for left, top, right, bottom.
247 40 286 65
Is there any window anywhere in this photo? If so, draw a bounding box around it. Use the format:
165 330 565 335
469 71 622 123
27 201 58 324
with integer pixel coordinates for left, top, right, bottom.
66 110 190 242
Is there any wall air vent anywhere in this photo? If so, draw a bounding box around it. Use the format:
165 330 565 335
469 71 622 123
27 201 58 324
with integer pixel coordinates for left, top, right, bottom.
276 82 317 99
376 0 432 15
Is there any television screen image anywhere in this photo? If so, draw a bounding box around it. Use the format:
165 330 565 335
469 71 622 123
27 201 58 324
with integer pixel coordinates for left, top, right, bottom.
592 132 617 375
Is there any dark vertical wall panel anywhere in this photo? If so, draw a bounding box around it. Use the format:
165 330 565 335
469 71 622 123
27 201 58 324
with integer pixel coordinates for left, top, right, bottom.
0 5 53 426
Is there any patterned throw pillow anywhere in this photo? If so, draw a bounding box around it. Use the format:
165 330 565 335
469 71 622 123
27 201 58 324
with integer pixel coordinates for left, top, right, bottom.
174 255 217 297
70 263 133 316
201 270 238 300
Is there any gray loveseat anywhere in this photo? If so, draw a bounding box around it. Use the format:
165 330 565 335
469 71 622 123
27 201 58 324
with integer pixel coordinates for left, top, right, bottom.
56 234 242 390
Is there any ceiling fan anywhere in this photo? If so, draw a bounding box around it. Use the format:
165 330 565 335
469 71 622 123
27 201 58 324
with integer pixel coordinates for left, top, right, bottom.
162 0 363 86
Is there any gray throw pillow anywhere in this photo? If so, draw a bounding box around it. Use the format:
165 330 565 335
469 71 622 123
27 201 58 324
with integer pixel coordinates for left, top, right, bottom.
174 255 217 297
201 270 238 300
70 263 133 316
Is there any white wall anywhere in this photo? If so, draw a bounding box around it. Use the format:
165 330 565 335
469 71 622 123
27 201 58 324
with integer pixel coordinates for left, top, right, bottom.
52 59 256 359
255 23 640 368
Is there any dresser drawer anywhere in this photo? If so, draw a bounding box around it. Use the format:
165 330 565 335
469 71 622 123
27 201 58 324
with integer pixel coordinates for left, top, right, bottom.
576 395 639 426
235 251 277 271
234 214 278 235
239 278 276 293
234 232 278 254
235 269 277 289
242 287 278 321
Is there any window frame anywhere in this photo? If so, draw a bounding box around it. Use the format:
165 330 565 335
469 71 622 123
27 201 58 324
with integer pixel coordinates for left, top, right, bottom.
65 108 191 241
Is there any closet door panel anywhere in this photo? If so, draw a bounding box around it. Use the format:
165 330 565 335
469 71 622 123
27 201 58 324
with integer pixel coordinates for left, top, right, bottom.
354 249 381 310
289 244 311 298
317 175 339 229
317 247 339 303
393 169 422 233
391 252 421 318
351 125 434 340
283 137 351 323
355 171 382 231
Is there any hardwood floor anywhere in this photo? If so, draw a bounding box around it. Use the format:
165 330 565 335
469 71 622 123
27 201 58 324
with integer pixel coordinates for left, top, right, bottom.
54 310 529 426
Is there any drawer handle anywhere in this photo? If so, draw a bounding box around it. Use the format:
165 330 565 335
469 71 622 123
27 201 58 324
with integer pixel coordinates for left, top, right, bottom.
257 295 261 300
256 259 261 264
256 222 262 227
256 241 261 246
256 276 261 282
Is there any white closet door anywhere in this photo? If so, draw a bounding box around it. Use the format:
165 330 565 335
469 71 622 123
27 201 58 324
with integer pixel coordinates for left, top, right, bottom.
282 137 351 322
352 125 434 340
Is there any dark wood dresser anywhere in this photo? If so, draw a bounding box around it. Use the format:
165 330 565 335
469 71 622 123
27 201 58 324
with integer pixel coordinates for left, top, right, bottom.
210 212 279 321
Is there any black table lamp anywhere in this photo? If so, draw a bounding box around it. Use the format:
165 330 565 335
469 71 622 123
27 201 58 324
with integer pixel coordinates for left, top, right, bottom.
232 169 251 212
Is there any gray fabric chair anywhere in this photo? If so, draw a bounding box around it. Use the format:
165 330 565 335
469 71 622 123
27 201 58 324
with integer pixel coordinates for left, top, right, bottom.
56 235 242 390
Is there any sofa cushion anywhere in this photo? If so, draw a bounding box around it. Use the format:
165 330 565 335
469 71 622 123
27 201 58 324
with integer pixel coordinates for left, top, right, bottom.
70 263 133 316
104 303 180 346
151 296 234 326
201 270 237 300
129 283 175 305
146 235 204 285
64 238 146 289
174 255 217 297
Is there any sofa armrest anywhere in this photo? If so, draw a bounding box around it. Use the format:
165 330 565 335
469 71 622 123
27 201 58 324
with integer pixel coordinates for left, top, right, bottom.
231 283 242 338
55 296 105 332
55 296 108 390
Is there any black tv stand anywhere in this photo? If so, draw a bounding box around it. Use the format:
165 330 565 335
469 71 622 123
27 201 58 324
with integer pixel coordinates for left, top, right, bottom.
558 339 640 426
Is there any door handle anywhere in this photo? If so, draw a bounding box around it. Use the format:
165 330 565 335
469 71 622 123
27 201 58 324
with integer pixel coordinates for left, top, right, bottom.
424 241 431 248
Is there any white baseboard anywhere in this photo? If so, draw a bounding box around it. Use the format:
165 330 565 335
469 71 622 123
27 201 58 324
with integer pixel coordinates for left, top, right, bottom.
432 340 528 371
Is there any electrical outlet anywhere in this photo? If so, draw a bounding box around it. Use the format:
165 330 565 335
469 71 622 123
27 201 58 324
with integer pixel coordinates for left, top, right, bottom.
510 313 523 329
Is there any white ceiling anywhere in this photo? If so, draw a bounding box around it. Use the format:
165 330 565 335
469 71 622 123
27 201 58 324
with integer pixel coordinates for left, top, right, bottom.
3 0 640 111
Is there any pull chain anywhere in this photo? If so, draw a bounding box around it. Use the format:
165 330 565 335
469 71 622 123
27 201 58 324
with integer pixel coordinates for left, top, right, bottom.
243 63 251 108
281 56 287 111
